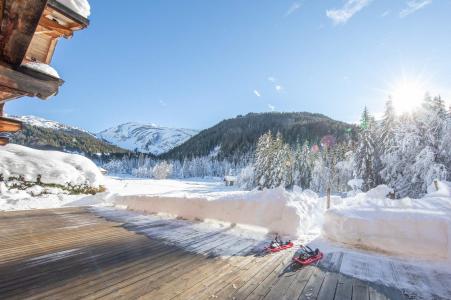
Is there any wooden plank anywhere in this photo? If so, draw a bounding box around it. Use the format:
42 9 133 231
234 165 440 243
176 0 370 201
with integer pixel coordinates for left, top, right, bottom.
298 267 326 300
231 253 289 300
334 274 353 300
0 0 49 67
263 271 299 299
368 286 388 300
282 266 314 300
38 16 73 37
352 278 369 300
0 116 22 132
213 253 283 299
245 254 295 300
317 272 339 300
170 246 261 300
45 36 57 64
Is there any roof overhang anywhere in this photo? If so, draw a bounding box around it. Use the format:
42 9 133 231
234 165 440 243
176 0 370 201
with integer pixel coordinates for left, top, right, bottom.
0 63 63 102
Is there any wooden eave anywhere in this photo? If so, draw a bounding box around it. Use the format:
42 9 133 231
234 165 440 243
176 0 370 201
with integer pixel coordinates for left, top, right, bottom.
0 116 22 132
0 62 63 101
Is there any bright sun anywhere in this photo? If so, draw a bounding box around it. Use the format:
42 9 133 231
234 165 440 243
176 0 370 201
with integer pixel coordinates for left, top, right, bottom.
390 78 428 114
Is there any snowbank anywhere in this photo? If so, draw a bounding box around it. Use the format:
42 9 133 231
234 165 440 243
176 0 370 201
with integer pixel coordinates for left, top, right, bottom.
112 186 324 237
56 0 90 18
0 144 104 187
323 183 451 260
23 62 59 78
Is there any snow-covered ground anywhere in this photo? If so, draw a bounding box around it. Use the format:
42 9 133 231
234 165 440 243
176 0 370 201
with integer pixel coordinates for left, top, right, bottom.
1 167 450 298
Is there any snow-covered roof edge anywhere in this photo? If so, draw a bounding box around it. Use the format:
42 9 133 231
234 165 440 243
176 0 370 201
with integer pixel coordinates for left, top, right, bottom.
51 0 91 21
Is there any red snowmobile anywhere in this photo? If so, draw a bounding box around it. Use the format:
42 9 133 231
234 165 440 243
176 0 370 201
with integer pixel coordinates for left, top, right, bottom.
292 245 323 266
264 235 294 253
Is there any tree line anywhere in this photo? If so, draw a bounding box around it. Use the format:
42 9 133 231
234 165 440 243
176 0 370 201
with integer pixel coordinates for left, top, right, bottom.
100 95 450 198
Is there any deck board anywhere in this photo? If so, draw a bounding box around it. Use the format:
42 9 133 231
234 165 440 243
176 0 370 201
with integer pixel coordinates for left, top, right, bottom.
0 207 405 300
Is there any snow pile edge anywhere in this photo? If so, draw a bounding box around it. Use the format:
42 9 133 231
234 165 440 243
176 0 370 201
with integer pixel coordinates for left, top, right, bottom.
322 183 451 261
112 187 324 237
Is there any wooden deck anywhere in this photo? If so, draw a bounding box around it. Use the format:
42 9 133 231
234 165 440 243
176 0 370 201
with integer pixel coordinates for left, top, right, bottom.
0 207 405 299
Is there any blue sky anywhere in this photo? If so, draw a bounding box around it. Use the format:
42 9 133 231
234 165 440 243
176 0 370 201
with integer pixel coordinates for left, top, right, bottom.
8 0 451 131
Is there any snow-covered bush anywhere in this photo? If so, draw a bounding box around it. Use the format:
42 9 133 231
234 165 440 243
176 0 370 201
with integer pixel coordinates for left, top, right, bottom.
236 164 254 189
0 144 105 195
0 144 103 187
153 161 173 179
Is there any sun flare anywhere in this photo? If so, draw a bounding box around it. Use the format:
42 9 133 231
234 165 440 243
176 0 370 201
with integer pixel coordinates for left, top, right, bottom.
390 78 428 114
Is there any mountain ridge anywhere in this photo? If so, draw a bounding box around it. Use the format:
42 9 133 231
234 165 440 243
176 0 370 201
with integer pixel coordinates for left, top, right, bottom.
96 122 199 155
161 112 358 160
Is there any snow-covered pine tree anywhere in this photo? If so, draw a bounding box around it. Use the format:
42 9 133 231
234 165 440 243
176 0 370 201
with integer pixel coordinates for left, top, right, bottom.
354 107 377 191
292 140 313 189
379 98 397 155
310 149 330 194
440 110 451 180
254 131 274 189
270 132 293 188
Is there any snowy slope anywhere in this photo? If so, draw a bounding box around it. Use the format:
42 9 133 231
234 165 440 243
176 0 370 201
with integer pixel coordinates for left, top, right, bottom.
96 122 198 155
11 115 90 134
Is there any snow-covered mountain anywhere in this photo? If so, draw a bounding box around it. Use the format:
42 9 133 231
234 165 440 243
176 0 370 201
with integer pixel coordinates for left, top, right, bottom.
96 122 198 155
11 115 89 133
9 115 128 156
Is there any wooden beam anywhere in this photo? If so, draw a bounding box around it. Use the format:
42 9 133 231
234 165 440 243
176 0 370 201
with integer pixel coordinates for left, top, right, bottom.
0 0 49 67
45 37 58 64
0 63 62 99
39 15 73 37
0 137 9 145
0 116 22 133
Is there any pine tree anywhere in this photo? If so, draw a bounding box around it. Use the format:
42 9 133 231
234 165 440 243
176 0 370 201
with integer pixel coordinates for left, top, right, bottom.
354 107 377 191
379 98 397 155
292 140 312 189
254 131 273 189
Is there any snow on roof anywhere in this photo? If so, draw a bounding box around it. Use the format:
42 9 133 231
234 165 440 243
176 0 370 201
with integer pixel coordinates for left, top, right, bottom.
56 0 91 18
23 62 59 78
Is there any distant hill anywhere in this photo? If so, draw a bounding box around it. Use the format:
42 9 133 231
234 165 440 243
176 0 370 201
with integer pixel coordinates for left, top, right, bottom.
9 116 129 157
96 122 199 155
161 112 358 160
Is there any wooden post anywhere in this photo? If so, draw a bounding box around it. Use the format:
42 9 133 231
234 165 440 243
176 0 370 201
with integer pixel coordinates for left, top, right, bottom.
434 180 439 191
326 187 331 209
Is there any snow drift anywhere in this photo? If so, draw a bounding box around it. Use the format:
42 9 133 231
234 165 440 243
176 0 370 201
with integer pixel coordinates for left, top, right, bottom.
323 182 451 260
0 144 104 187
112 187 324 237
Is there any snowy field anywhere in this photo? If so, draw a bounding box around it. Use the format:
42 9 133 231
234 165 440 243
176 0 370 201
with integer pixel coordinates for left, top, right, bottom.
1 160 451 298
